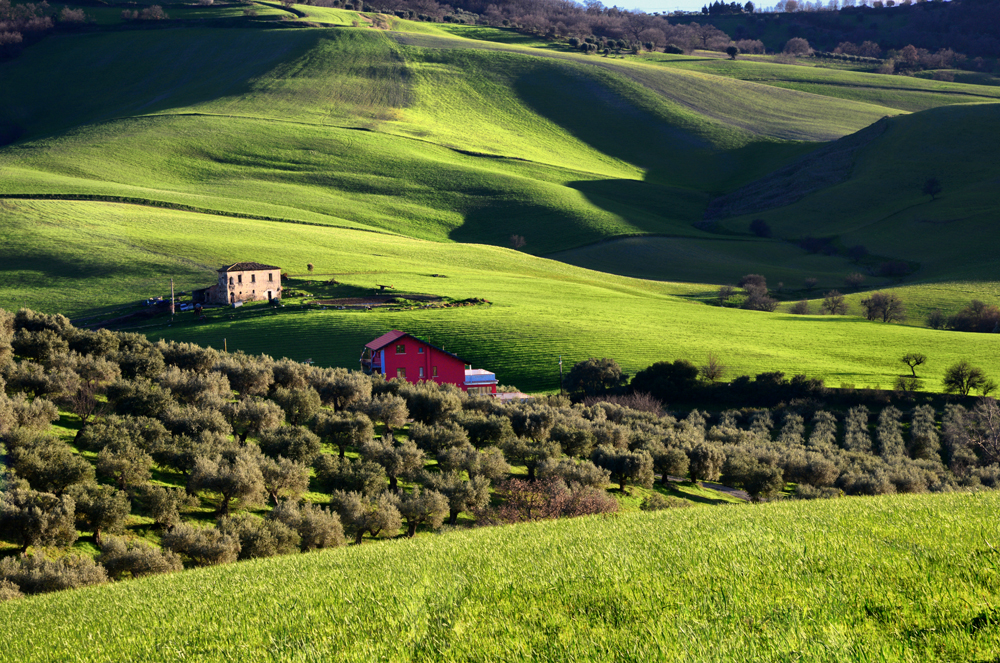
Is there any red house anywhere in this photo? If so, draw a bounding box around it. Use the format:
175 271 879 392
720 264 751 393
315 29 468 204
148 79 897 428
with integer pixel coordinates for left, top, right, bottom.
361 330 498 396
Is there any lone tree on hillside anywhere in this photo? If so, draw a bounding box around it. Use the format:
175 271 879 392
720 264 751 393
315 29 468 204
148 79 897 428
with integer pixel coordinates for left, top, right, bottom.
861 292 906 323
726 45 739 60
943 361 990 397
901 352 927 377
821 290 848 315
804 277 818 291
922 177 942 201
783 37 811 55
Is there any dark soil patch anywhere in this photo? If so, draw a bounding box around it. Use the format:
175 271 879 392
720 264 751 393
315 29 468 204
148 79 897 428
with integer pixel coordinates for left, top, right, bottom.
315 293 444 307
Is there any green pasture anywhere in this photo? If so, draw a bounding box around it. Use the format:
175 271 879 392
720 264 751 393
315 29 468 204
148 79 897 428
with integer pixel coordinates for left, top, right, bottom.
717 102 1000 283
3 492 1000 661
3 199 998 393
644 56 1000 112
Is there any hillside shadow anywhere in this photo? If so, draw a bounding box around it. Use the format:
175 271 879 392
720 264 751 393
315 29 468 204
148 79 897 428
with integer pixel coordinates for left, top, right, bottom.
0 28 330 145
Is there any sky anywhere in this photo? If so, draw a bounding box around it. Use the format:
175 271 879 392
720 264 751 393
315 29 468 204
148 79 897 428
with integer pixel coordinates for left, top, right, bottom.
623 0 716 11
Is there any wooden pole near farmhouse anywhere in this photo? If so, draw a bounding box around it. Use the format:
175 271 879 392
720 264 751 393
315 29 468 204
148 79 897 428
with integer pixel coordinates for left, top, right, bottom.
224 338 227 353
170 278 175 316
559 355 564 395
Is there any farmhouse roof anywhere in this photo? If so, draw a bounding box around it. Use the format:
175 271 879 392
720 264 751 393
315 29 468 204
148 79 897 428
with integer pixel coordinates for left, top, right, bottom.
217 262 281 273
365 330 465 362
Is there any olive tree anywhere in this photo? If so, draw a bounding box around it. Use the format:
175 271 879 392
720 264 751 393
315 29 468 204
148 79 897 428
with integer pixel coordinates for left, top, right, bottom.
0 489 78 552
394 487 449 537
329 490 403 544
70 483 130 546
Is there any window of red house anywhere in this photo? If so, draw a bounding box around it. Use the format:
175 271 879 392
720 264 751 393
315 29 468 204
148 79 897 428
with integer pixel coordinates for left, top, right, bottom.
397 367 406 378
419 367 425 378
418 347 424 354
432 366 438 377
395 344 405 354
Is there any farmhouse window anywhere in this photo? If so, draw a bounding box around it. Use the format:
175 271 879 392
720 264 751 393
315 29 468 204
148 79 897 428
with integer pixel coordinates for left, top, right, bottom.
238 275 243 284
397 367 406 379
419 367 425 378
418 347 424 354
229 277 233 285
395 344 405 354
432 366 438 377
251 274 256 283
269 273 273 282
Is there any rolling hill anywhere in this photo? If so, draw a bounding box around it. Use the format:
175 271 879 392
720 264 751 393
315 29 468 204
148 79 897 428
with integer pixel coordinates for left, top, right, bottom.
1 12 998 391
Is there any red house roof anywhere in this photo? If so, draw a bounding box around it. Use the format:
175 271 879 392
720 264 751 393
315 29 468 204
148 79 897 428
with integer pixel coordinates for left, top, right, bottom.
365 330 465 362
365 330 410 351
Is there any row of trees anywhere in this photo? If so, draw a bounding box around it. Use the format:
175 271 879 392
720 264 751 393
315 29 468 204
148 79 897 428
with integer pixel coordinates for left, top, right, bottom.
0 0 88 63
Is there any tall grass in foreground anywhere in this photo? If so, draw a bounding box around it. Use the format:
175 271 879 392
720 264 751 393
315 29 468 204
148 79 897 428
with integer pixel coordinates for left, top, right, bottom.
2 492 1000 661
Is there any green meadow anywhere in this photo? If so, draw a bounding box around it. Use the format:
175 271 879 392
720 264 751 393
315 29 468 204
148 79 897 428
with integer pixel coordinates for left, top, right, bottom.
2 199 997 392
0 15 998 393
3 492 1000 662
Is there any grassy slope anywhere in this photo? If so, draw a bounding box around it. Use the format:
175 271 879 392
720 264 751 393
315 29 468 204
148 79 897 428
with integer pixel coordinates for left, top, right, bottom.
3 492 1000 662
716 102 1000 283
4 199 998 392
0 24 930 255
644 56 1000 112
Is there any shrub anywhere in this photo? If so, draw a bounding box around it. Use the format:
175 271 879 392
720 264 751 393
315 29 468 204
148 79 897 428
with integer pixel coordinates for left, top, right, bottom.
257 426 321 464
270 500 346 551
217 513 301 560
789 300 810 315
314 454 387 495
0 554 107 595
96 537 183 580
0 488 77 552
640 493 688 511
0 579 23 602
161 523 241 566
479 477 618 524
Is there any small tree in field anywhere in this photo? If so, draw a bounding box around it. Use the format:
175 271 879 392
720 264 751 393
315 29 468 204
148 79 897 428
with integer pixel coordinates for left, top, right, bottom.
699 353 726 383
922 177 942 201
861 292 906 323
784 37 811 55
845 273 865 290
943 361 988 396
804 277 818 291
901 352 927 377
726 45 739 60
688 443 725 483
307 263 314 272
821 290 848 315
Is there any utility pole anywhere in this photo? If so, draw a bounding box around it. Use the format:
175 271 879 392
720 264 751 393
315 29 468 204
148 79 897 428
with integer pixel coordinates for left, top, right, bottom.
224 338 227 353
170 278 175 316
559 355 564 395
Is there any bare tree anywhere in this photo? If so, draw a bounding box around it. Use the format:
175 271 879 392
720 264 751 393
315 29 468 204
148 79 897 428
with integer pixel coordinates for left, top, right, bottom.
699 353 726 382
821 290 848 315
901 353 927 377
861 292 906 323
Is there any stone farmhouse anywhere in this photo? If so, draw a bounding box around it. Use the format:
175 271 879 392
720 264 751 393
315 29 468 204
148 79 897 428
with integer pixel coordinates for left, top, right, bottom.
193 262 282 305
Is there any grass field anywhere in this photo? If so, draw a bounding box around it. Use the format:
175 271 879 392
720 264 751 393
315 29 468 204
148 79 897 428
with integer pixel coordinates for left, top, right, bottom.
3 199 997 393
1 18 998 395
3 491 1000 661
